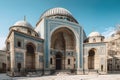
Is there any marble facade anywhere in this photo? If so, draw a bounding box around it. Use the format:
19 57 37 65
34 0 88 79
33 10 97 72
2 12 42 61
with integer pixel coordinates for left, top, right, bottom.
0 7 119 76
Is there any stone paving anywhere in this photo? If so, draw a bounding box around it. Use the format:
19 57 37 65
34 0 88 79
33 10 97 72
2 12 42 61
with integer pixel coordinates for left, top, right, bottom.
0 74 120 80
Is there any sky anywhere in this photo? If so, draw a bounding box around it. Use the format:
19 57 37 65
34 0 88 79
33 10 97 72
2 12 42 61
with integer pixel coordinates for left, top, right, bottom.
0 0 120 49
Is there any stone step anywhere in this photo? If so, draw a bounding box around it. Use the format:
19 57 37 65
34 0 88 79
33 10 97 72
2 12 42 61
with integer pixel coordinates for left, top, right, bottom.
55 70 71 76
88 70 98 75
26 72 43 77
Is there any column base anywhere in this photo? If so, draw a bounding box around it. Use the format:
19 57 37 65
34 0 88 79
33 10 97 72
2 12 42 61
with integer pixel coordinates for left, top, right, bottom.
84 69 89 74
76 69 83 75
44 69 51 75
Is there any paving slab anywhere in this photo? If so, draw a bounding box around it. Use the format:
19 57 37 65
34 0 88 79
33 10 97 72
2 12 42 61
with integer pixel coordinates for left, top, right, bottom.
0 74 120 80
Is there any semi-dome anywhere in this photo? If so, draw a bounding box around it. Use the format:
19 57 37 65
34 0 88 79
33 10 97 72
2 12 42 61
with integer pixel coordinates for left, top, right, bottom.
88 31 102 37
13 20 33 28
38 7 78 24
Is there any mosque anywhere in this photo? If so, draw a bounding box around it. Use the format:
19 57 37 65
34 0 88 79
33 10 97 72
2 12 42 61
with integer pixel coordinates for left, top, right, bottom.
1 7 120 76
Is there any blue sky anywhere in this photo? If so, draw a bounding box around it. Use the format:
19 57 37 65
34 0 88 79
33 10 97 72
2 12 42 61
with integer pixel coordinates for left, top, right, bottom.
0 0 120 49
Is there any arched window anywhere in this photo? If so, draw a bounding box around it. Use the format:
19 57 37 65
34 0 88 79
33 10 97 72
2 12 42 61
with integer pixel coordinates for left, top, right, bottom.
26 44 34 54
50 58 53 64
28 29 31 34
68 59 70 65
68 53 70 55
101 38 103 42
101 65 103 71
18 41 21 47
93 38 96 42
117 65 119 70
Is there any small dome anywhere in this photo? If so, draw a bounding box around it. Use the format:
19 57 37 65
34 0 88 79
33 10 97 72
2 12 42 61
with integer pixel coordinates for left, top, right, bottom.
13 20 33 28
88 31 101 37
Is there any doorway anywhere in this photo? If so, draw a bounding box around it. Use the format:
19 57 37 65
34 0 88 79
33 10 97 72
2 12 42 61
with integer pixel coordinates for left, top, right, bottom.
56 53 62 70
26 43 35 69
2 63 6 72
88 49 95 69
17 63 21 72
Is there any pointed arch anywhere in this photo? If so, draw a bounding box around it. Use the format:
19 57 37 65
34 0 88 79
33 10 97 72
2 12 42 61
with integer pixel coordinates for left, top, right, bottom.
26 42 36 69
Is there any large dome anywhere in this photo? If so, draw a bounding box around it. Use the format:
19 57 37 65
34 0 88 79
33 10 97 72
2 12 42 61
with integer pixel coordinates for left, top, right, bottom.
13 20 33 28
40 7 72 19
38 7 78 24
88 31 102 37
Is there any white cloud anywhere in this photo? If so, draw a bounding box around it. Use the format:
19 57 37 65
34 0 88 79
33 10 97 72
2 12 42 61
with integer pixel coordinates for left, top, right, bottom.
0 37 6 50
102 27 115 38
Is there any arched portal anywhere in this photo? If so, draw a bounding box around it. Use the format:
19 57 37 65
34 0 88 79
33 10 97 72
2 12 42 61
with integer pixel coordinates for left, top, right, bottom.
88 49 95 69
51 27 76 50
56 52 62 70
51 27 76 70
26 43 35 69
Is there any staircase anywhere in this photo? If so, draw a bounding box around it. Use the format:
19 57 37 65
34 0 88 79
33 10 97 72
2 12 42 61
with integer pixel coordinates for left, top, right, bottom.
55 70 71 76
26 72 43 77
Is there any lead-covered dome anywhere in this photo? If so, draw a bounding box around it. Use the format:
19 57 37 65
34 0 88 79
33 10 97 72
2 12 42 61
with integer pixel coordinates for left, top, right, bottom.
88 31 102 37
41 7 72 19
10 20 39 37
13 20 33 28
38 7 78 24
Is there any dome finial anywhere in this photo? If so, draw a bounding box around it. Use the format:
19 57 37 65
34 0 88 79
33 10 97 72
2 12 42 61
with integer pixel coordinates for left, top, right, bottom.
13 20 33 28
88 31 101 37
24 15 26 21
92 27 95 32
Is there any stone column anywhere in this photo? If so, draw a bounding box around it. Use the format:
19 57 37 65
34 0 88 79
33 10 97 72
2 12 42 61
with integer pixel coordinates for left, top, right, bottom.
76 28 84 74
35 52 37 70
11 52 15 76
76 48 83 74
24 52 26 69
84 55 88 74
11 33 15 76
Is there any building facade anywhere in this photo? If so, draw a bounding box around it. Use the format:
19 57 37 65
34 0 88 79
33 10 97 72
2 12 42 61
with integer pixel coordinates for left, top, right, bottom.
3 7 120 76
0 50 6 73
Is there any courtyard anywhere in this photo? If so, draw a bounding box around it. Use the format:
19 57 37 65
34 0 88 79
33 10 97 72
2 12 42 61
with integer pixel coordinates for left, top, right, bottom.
0 74 120 80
